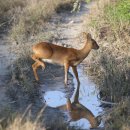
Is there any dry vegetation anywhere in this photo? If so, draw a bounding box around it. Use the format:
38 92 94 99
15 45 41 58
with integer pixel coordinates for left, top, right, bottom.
0 106 81 130
0 116 44 130
104 98 130 130
84 0 130 129
0 105 46 130
0 0 74 43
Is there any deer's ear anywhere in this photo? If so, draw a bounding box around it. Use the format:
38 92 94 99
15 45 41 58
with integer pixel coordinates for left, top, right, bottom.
82 32 87 36
87 33 92 40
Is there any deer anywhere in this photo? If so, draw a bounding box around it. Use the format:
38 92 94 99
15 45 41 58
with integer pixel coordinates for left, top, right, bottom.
57 84 101 128
31 32 99 85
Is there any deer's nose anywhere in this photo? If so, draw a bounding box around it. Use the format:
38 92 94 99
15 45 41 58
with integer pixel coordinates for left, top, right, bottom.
97 45 99 49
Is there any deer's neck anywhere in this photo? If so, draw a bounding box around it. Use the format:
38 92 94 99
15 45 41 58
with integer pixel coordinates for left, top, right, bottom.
78 41 92 59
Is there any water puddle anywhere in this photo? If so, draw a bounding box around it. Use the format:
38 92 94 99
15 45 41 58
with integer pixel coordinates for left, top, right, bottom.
44 91 66 107
41 64 103 129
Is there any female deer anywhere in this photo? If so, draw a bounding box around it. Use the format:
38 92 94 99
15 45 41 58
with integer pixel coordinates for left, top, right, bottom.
31 32 99 85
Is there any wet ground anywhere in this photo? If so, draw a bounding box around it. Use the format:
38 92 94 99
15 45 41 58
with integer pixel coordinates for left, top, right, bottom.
0 34 12 109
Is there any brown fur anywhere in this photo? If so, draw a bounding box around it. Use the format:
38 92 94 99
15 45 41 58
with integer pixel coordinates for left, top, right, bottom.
31 32 99 85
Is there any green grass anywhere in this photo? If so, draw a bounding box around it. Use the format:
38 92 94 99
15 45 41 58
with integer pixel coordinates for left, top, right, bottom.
105 0 130 22
86 0 91 3
88 0 130 42
103 0 130 39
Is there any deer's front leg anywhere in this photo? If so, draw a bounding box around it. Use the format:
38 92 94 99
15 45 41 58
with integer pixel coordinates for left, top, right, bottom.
64 62 70 86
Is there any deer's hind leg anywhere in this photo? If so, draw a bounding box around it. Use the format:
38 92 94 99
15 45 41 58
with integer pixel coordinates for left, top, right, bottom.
32 62 40 81
72 66 80 85
32 61 45 81
31 54 45 69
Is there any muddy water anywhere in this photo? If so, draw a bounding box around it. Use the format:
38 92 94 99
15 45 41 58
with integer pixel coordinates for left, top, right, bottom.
40 64 103 129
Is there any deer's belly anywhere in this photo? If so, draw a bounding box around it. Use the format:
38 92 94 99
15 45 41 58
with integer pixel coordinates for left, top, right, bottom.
42 59 63 65
71 60 82 66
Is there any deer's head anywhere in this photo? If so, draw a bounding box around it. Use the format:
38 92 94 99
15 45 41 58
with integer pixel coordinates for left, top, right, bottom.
82 32 99 50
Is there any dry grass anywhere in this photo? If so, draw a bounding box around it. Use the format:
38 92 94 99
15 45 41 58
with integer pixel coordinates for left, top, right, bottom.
0 106 46 130
0 0 26 29
0 0 26 18
0 0 74 41
0 105 81 130
104 98 130 130
7 44 40 106
1 117 44 130
2 0 73 43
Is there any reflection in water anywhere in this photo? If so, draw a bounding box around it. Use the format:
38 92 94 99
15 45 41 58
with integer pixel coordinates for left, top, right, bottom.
43 66 103 129
57 84 101 128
